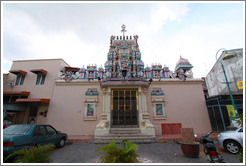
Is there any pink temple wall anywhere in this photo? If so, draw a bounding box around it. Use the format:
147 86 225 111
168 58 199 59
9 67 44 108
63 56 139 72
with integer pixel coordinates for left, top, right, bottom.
147 80 211 136
47 79 211 136
46 82 102 136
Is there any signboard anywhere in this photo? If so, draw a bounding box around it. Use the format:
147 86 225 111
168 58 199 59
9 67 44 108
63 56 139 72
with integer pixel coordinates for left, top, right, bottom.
227 105 236 117
237 81 243 89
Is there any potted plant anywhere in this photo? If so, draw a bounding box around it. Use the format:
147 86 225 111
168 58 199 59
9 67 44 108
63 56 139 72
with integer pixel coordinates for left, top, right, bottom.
97 140 140 163
180 140 200 158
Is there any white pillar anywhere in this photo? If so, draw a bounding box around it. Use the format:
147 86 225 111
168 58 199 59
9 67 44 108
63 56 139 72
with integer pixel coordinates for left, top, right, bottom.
94 87 110 136
106 88 111 124
138 88 143 126
139 87 155 136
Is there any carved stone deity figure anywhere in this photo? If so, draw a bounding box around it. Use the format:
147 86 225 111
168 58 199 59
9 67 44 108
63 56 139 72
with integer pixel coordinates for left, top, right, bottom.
110 35 115 45
96 120 109 129
139 70 143 77
103 72 107 79
177 69 186 80
141 119 154 129
185 70 193 78
58 71 65 79
155 70 160 79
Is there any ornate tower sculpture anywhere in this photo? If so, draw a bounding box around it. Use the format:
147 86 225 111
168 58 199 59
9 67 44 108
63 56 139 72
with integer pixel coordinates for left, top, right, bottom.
58 26 194 82
104 25 145 80
97 66 104 79
86 64 97 79
152 63 162 79
145 66 152 78
175 56 193 80
79 66 86 79
163 66 171 78
121 24 127 39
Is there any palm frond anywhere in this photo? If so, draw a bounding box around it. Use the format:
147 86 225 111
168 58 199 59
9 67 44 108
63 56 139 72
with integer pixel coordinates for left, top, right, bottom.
4 144 55 163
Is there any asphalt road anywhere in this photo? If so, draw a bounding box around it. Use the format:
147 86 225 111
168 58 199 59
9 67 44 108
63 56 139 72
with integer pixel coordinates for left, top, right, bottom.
51 141 241 163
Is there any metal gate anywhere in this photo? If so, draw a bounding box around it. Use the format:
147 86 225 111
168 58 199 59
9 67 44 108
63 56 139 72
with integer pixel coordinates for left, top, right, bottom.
206 95 243 131
111 89 138 127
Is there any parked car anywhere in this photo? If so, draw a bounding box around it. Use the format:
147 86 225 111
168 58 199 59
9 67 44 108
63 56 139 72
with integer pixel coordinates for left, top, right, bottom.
217 127 243 154
3 124 67 157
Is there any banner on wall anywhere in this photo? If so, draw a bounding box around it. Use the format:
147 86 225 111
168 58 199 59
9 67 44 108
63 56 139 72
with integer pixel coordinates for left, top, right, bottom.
226 105 236 117
237 81 243 89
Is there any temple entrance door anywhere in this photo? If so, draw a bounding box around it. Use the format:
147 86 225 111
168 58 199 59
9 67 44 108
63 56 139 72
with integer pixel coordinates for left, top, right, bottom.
111 89 138 127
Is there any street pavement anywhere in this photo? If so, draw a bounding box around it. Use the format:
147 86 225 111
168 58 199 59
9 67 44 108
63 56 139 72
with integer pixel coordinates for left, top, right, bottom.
51 141 241 163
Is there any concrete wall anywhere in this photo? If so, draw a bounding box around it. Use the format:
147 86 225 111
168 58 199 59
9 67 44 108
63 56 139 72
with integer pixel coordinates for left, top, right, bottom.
3 73 9 89
4 59 69 99
46 80 102 135
46 78 211 136
147 79 211 136
3 59 212 136
206 48 243 97
36 105 49 124
3 59 70 124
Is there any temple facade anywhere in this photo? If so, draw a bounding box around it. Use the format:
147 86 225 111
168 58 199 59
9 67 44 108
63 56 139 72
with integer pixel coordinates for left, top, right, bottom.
3 25 211 140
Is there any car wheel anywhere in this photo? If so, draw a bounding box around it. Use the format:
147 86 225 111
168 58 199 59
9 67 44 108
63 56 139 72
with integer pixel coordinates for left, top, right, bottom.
58 138 65 148
224 140 241 154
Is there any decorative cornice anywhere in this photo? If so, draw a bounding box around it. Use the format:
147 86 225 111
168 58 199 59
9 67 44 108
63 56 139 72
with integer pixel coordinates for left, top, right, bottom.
154 116 167 120
150 78 203 85
83 117 97 121
100 80 149 88
55 80 100 86
84 98 99 103
151 98 165 102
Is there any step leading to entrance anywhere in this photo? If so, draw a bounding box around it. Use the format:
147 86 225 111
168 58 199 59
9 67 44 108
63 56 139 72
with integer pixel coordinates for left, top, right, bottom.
109 127 141 134
94 127 155 144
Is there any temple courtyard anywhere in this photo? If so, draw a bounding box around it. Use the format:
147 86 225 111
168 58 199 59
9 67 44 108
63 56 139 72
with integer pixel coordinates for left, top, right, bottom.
51 141 240 163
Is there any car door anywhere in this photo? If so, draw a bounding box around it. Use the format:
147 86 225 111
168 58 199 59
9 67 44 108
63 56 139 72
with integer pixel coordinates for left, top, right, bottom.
33 125 49 146
45 125 60 145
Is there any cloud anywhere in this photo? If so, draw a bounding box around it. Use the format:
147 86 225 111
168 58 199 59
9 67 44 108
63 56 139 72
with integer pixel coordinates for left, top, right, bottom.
28 32 108 67
3 6 109 68
130 3 190 36
150 4 190 33
2 57 12 73
2 2 244 78
139 16 243 78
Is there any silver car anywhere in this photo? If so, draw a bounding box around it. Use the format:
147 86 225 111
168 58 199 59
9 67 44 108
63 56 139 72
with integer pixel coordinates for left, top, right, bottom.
217 127 243 154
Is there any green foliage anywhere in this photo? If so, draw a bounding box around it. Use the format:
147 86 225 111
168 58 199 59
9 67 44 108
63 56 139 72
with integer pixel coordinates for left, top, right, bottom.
236 113 243 163
238 151 243 163
97 140 140 163
4 144 55 163
236 113 243 127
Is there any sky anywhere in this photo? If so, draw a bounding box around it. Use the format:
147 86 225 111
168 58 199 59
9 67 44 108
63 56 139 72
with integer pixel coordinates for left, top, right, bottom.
2 1 245 78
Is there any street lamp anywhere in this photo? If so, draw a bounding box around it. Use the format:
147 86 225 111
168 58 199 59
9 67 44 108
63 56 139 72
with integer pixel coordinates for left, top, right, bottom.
215 48 239 122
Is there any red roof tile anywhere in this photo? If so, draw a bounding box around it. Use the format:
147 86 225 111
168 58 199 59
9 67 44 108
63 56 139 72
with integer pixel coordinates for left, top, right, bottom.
15 98 50 103
30 69 47 75
9 70 27 75
3 91 30 96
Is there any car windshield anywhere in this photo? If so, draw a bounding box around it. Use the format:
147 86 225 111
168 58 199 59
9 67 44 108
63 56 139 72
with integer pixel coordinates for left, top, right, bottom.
3 125 33 135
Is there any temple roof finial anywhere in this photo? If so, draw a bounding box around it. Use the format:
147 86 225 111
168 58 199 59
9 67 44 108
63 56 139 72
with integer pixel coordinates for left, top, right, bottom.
121 24 127 38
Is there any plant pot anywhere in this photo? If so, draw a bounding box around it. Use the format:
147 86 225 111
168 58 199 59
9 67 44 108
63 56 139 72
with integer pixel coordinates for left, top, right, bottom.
180 141 200 158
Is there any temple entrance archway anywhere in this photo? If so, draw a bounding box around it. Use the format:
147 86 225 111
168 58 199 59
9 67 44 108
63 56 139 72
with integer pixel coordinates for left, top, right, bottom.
111 89 138 127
